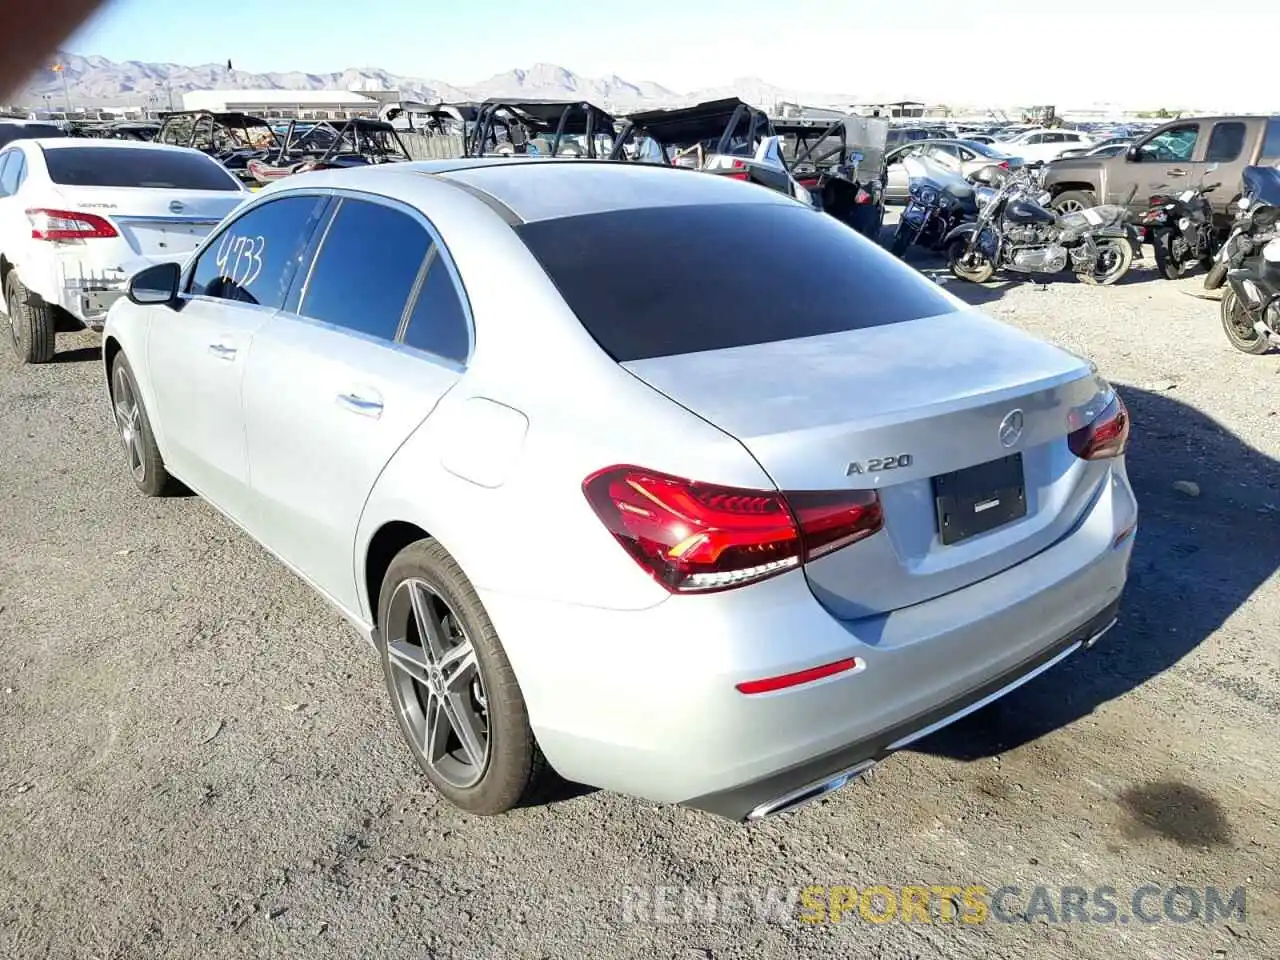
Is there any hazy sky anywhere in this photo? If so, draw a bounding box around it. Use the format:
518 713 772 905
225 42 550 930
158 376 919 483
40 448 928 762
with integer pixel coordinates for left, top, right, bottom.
68 0 1278 108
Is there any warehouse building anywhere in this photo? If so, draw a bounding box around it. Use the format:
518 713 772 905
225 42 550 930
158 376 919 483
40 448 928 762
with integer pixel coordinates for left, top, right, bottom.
180 89 383 120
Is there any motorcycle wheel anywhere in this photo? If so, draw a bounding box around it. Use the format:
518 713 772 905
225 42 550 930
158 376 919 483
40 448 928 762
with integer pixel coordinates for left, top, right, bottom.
890 222 914 258
1151 232 1184 281
947 238 995 283
1204 262 1229 290
1220 287 1273 355
1078 238 1133 286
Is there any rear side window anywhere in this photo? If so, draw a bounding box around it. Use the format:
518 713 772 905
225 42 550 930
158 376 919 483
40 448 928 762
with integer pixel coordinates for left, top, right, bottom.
1261 118 1280 163
42 146 240 190
299 198 429 341
1205 122 1246 163
514 203 959 362
402 257 470 363
0 152 24 196
0 152 14 196
189 195 329 309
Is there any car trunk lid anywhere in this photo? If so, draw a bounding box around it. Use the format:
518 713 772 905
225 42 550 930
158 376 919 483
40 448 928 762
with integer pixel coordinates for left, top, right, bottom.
622 308 1109 618
52 186 241 260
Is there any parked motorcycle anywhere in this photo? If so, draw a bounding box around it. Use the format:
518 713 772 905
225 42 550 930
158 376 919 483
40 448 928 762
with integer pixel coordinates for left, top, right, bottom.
889 153 979 257
1204 165 1280 354
945 172 1139 285
1140 166 1222 280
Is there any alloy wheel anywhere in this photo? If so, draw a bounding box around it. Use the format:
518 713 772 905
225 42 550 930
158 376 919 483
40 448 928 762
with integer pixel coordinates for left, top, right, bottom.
385 578 489 789
112 365 146 482
1056 199 1085 214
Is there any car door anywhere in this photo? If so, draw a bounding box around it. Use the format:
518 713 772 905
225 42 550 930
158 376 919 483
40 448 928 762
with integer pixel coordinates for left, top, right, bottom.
1200 119 1249 195
241 194 471 614
146 193 330 523
1112 121 1203 208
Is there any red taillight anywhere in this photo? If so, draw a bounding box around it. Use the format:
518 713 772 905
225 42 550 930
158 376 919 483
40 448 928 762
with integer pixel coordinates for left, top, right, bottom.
1068 393 1130 460
854 187 872 204
582 465 883 593
997 160 1010 170
27 208 118 241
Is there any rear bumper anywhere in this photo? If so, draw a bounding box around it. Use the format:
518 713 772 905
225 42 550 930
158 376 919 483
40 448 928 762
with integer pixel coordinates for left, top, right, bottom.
686 598 1120 820
477 461 1136 818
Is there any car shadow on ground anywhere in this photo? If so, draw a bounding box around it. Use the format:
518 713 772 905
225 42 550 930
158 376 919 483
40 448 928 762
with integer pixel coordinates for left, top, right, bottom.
51 346 102 364
912 384 1280 761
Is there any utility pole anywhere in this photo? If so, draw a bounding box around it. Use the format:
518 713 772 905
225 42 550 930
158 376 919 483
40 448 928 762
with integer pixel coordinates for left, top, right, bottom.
51 62 72 116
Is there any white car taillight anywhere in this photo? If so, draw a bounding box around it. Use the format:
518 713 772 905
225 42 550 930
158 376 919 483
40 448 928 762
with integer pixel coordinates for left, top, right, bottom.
26 208 119 241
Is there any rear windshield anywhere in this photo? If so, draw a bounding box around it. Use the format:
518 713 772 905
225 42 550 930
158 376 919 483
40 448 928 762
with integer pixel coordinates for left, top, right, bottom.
514 202 959 361
0 123 66 148
42 146 241 191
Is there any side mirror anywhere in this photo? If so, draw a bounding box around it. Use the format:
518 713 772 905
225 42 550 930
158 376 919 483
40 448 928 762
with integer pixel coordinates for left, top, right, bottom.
1125 145 1141 162
127 261 181 306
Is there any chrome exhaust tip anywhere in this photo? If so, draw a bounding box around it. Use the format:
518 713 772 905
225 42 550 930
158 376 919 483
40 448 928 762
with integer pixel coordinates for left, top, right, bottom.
1083 617 1118 650
745 760 876 821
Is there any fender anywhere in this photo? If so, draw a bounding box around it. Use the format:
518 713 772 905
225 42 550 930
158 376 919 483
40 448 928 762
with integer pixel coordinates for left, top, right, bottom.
942 221 980 245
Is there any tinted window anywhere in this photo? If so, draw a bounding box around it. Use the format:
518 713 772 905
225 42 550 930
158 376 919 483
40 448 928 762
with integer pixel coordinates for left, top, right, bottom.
0 152 12 196
402 256 470 362
1262 118 1280 162
189 195 328 309
1205 122 1246 163
515 203 958 362
0 152 23 196
43 146 241 190
299 198 429 340
0 123 66 148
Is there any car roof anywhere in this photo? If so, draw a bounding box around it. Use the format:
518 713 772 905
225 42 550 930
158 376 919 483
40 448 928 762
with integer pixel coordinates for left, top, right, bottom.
286 158 800 224
30 137 211 155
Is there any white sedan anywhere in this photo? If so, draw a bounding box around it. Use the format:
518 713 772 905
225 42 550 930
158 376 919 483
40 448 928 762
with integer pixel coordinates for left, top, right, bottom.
0 138 248 363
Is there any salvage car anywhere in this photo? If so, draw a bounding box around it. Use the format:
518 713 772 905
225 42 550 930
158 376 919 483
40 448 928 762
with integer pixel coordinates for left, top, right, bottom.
885 139 1022 202
102 158 1136 821
1044 115 1280 220
0 139 248 363
467 99 616 158
155 110 280 184
611 98 810 204
775 114 887 240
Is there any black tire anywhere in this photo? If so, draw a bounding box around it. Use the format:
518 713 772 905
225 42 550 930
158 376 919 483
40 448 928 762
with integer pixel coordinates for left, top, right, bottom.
110 353 175 497
1219 287 1273 355
1051 190 1098 215
1078 237 1134 286
1151 231 1184 281
889 222 914 258
5 272 56 364
1204 261 1229 290
378 538 546 815
947 238 995 283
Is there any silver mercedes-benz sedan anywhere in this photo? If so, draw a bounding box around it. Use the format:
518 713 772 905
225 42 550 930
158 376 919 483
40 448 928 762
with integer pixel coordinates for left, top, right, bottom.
102 158 1137 821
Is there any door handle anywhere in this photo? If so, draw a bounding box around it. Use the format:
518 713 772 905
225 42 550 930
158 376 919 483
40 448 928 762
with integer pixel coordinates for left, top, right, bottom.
208 342 237 360
1167 168 1188 177
336 389 384 418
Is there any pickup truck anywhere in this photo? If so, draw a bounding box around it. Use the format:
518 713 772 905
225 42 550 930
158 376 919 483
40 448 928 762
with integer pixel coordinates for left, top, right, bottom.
1043 116 1280 225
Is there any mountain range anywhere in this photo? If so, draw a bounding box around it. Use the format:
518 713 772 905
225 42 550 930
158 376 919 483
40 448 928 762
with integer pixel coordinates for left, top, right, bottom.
14 53 860 112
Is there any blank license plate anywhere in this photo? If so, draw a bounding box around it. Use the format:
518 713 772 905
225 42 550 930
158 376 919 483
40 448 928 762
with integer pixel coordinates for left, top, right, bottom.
933 453 1027 546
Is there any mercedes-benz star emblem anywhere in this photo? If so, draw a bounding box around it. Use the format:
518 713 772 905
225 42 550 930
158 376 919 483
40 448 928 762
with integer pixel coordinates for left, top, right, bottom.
168 200 185 214
998 409 1025 448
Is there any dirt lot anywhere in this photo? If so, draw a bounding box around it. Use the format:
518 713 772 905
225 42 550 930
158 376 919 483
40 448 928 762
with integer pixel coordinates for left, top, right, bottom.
1 230 1277 960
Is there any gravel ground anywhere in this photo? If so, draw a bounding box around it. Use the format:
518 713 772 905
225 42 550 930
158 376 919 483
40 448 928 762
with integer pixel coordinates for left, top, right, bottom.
1 227 1278 959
